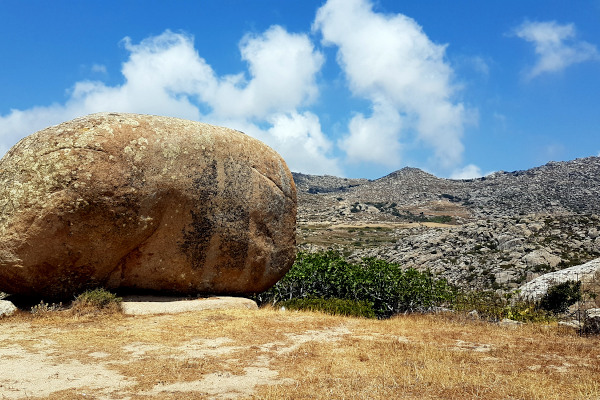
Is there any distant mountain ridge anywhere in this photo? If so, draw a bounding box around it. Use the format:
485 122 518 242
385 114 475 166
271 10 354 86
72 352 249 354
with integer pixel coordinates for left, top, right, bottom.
293 156 600 219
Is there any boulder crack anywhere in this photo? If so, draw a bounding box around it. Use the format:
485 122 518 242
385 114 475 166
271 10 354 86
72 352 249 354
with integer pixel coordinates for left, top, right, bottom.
250 167 294 202
39 146 108 157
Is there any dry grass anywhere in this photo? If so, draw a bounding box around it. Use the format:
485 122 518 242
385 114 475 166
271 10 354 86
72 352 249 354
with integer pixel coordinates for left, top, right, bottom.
1 307 599 399
296 219 460 249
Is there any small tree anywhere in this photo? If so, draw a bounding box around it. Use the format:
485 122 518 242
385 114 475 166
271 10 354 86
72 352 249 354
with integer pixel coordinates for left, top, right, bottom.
538 280 581 314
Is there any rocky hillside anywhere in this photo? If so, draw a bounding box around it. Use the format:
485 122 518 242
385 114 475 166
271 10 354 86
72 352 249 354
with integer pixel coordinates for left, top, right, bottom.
294 157 600 291
295 157 600 221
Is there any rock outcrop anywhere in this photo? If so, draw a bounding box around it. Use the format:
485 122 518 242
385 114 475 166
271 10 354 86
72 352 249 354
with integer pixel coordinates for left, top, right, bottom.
298 213 600 290
583 308 600 334
294 157 600 220
120 296 258 315
0 113 296 299
517 258 600 301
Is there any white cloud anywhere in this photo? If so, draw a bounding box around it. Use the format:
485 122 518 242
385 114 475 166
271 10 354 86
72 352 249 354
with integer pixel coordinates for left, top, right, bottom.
91 64 107 74
244 112 341 175
208 26 324 119
0 29 340 175
450 164 484 180
469 56 490 77
313 0 469 170
339 102 402 166
513 20 600 79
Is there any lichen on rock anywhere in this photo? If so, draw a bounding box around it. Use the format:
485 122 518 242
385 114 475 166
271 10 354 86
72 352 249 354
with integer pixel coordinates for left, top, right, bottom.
0 113 297 299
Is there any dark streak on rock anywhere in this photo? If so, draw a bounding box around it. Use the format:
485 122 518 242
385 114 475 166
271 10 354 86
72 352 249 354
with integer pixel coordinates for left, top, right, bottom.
180 160 218 270
219 160 251 270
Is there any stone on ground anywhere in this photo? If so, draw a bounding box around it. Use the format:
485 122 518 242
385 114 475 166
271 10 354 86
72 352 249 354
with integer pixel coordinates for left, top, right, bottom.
120 296 258 315
0 300 17 318
583 308 600 335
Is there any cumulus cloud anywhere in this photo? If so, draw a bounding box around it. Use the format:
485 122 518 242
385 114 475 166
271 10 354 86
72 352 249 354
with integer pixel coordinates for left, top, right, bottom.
0 28 340 174
450 164 485 180
209 26 324 119
241 111 341 175
513 20 600 79
339 102 403 166
313 0 469 170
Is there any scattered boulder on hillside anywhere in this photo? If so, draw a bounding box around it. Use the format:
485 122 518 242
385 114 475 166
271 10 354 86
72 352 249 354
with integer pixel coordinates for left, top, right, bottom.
0 113 296 299
517 258 600 301
521 249 562 268
583 308 600 335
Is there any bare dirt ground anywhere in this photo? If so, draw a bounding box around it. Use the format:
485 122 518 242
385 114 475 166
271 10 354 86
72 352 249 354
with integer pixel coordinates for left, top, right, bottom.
1 306 599 400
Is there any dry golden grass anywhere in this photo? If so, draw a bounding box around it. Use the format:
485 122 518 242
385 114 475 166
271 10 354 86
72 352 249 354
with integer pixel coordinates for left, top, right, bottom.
1 307 599 399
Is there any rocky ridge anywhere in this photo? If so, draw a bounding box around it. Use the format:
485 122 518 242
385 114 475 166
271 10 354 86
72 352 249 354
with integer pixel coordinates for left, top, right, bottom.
296 157 600 222
294 157 600 291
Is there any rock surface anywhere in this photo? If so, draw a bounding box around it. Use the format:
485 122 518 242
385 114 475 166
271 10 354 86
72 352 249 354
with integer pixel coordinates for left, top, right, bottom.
517 258 600 301
583 308 600 334
0 113 296 298
0 300 17 317
120 296 258 315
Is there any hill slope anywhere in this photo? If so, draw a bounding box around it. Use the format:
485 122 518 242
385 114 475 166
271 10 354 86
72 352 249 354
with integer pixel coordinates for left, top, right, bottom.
294 157 600 290
294 156 600 221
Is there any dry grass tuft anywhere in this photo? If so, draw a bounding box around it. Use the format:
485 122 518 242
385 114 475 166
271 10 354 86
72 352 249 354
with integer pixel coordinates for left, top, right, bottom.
68 288 123 318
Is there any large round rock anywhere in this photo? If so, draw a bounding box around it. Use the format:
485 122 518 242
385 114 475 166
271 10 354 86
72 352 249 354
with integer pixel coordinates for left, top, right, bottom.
0 113 296 298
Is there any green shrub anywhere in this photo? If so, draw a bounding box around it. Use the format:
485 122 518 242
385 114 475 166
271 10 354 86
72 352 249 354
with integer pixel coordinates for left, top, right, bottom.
453 290 552 322
255 251 456 318
539 280 582 314
279 298 376 318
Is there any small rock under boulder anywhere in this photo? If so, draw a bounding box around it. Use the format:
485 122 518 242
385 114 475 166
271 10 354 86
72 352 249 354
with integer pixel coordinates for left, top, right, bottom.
0 300 17 318
120 296 258 315
0 113 296 299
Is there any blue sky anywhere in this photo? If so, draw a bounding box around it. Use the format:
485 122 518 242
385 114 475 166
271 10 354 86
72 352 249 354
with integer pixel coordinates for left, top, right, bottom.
1 0 599 179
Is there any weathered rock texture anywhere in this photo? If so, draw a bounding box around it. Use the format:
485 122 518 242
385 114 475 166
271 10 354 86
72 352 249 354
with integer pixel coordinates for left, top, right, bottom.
0 113 296 298
583 308 600 334
0 300 17 318
517 258 600 301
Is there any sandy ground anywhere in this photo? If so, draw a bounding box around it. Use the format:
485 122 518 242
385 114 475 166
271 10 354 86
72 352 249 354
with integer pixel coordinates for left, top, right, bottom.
1 302 598 400
0 301 349 400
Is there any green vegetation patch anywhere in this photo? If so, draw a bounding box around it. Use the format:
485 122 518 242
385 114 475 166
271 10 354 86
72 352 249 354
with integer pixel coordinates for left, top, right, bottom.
453 290 552 323
539 280 582 315
256 251 595 324
255 251 456 318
